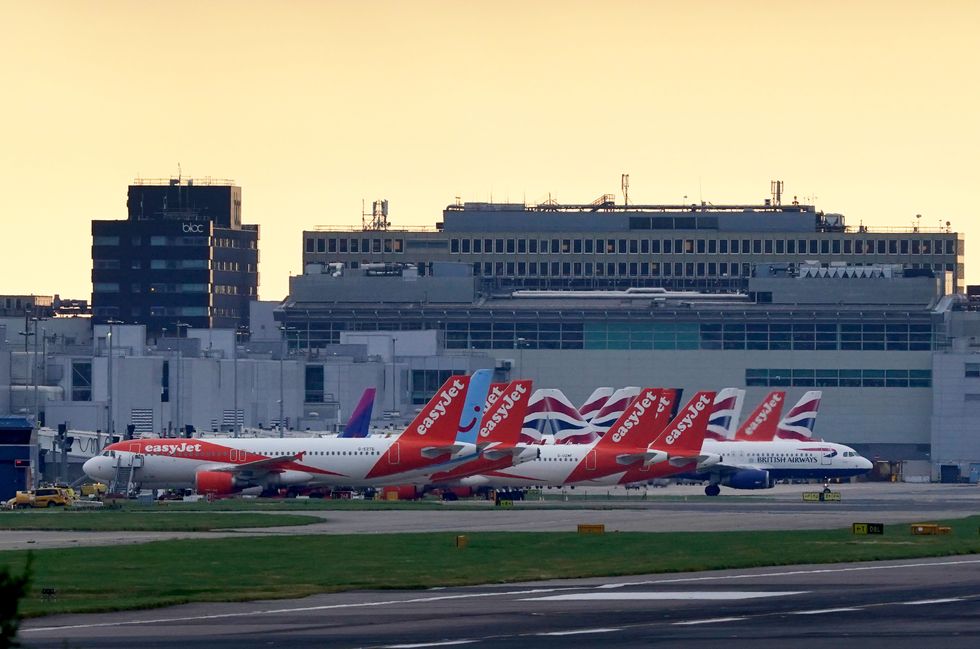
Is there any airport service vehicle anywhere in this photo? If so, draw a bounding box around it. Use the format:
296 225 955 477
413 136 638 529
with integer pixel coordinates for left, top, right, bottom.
696 438 872 496
467 390 715 488
5 487 74 509
83 373 498 495
426 379 538 485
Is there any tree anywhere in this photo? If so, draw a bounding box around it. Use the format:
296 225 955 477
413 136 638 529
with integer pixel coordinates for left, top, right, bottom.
0 555 32 649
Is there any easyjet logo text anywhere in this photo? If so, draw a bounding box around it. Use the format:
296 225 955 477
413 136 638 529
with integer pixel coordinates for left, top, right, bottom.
664 394 712 445
143 442 203 455
485 384 505 408
744 393 783 437
479 383 528 438
416 379 466 435
611 390 663 443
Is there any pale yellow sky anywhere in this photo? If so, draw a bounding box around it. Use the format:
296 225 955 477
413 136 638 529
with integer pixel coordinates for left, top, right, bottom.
1 0 977 301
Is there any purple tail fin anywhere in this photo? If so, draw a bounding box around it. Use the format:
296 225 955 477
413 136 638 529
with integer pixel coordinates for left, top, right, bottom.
339 388 377 438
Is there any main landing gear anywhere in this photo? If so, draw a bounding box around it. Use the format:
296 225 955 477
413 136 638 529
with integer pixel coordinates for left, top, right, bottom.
704 483 721 497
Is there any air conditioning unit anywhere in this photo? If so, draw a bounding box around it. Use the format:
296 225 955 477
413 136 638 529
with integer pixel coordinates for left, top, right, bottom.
496 358 514 371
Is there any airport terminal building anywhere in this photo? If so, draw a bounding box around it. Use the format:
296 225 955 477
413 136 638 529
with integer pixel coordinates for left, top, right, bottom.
2 190 978 483
276 195 977 480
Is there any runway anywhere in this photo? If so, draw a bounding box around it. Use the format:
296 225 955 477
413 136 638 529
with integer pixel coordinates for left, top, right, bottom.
2 482 978 551
21 555 980 648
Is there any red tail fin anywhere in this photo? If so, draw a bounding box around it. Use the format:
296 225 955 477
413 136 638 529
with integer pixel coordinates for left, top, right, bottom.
477 380 532 446
595 388 662 449
651 391 715 456
734 391 784 441
397 375 471 446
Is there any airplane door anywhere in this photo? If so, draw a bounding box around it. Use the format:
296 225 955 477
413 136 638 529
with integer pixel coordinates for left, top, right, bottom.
388 442 400 466
586 450 597 471
821 452 833 466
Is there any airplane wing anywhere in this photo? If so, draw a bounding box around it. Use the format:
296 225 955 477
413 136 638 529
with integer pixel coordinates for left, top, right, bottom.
210 452 305 474
422 442 473 458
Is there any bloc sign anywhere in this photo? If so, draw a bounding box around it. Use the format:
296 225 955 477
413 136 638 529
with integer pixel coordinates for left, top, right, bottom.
852 522 884 535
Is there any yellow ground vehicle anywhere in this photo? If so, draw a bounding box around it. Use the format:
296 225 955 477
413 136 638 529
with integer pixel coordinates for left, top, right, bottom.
4 487 74 509
80 482 108 498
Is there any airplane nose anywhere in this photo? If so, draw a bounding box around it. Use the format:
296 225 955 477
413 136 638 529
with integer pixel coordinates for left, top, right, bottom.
82 457 100 478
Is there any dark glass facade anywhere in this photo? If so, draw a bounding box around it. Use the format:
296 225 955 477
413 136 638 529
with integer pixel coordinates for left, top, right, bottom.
92 181 259 333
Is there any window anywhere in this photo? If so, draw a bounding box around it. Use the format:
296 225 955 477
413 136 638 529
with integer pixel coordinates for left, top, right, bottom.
305 365 325 403
71 361 92 401
966 363 980 378
94 236 120 246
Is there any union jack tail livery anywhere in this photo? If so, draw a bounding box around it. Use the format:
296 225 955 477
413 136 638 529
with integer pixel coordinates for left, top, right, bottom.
520 389 597 445
590 386 642 433
578 387 615 424
775 391 822 441
338 388 377 438
734 391 785 441
706 388 745 441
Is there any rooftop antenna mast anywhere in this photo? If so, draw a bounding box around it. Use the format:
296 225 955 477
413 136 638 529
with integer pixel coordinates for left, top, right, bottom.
621 173 630 207
770 180 783 206
362 199 390 231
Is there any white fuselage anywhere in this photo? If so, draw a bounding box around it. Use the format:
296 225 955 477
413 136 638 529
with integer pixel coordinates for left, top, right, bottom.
462 442 600 488
700 439 872 478
83 437 472 489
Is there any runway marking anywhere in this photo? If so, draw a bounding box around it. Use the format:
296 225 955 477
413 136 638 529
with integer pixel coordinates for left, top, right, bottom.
673 617 748 625
383 642 477 648
22 588 574 634
524 591 806 601
791 607 860 615
902 598 963 605
598 558 980 589
536 628 621 636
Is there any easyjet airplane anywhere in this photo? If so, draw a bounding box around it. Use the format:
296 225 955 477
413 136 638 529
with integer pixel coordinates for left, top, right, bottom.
425 379 538 485
464 389 716 488
82 372 515 494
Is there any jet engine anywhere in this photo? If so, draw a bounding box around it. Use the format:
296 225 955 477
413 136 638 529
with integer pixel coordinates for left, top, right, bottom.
721 469 773 490
195 470 239 495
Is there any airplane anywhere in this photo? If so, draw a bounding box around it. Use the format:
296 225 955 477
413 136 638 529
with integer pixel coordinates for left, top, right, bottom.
774 390 822 440
705 388 745 441
83 372 507 495
588 386 641 433
733 390 785 441
465 390 716 488
425 380 537 484
578 387 615 425
564 388 712 487
337 388 377 438
696 435 871 496
519 388 597 444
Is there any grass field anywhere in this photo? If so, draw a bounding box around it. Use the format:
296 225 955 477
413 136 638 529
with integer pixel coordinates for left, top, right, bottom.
0 511 321 531
3 515 979 617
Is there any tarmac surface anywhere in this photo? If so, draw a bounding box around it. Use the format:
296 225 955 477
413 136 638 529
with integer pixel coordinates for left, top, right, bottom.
21 555 980 648
9 482 980 647
2 482 978 551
